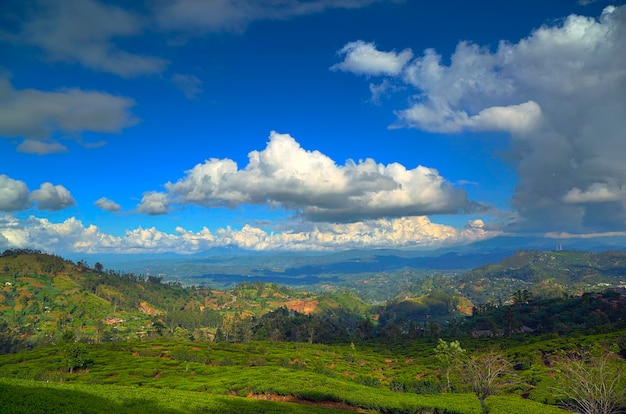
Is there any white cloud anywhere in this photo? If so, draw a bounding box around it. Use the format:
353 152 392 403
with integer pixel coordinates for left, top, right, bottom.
30 182 76 211
0 175 30 212
0 76 138 145
137 192 170 215
0 214 499 254
171 73 203 99
331 41 413 76
94 197 121 212
395 100 541 134
563 182 626 204
8 0 167 77
336 5 626 233
16 139 68 155
154 0 383 33
150 131 472 221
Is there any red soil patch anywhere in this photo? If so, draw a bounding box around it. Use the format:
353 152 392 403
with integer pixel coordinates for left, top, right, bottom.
138 301 161 315
246 393 370 412
285 299 319 315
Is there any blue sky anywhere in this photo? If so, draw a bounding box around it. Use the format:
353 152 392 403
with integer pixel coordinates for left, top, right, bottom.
1 0 625 255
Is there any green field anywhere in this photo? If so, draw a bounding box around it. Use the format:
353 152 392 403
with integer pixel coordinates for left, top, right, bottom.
1 337 605 413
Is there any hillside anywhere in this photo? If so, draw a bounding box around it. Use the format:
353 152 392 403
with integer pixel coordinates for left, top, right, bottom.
1 249 626 413
3 248 626 350
453 250 626 305
0 250 366 349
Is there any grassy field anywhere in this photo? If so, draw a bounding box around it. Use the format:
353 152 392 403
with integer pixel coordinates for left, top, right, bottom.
0 377 571 414
0 338 582 413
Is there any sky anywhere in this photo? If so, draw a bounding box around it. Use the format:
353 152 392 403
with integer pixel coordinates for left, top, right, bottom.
1 0 626 256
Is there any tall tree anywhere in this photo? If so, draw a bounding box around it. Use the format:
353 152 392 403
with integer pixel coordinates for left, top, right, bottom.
434 339 466 392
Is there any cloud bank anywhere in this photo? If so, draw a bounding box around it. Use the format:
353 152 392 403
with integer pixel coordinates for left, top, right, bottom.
0 214 497 254
334 5 626 234
138 131 474 222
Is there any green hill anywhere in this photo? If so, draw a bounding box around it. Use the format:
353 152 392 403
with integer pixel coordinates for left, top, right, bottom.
1 249 626 413
455 250 626 305
0 249 367 349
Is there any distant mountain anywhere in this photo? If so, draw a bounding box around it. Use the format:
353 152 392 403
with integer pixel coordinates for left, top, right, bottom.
87 248 517 288
454 249 626 305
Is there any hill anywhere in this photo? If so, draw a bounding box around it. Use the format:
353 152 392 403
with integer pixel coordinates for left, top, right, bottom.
1 249 626 413
0 249 367 349
453 250 626 305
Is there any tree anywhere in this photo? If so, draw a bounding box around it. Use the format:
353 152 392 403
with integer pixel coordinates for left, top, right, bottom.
64 342 88 373
461 351 513 414
552 351 625 414
434 339 466 392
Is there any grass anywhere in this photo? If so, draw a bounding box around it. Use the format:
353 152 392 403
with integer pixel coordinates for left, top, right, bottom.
0 378 350 414
0 338 584 414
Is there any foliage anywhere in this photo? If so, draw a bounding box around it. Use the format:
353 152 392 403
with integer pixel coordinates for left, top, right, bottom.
551 351 626 414
1 249 626 413
434 339 466 392
459 351 514 414
64 342 88 373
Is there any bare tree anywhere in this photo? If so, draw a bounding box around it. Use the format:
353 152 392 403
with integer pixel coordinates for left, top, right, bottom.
461 351 513 414
552 352 625 414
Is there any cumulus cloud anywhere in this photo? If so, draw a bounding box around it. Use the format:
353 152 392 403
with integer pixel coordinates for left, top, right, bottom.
0 175 30 212
140 131 472 221
137 192 170 215
0 75 138 147
154 0 383 33
0 214 498 254
94 197 121 212
0 175 76 212
335 6 626 233
5 0 167 77
171 73 203 98
331 41 413 76
30 182 76 211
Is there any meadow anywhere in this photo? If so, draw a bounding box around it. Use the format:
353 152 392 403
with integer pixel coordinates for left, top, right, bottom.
1 336 607 413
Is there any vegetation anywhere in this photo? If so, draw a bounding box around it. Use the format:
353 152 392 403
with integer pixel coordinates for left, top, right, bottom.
0 249 625 413
551 351 625 414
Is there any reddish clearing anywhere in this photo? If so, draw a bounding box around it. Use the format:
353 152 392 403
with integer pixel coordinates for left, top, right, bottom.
246 393 371 412
285 299 319 315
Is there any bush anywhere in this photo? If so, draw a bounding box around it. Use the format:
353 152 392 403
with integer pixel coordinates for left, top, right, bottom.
64 342 88 373
390 376 442 394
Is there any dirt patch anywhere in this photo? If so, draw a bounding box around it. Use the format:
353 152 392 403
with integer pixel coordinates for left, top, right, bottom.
138 301 161 315
246 393 370 412
285 299 319 315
